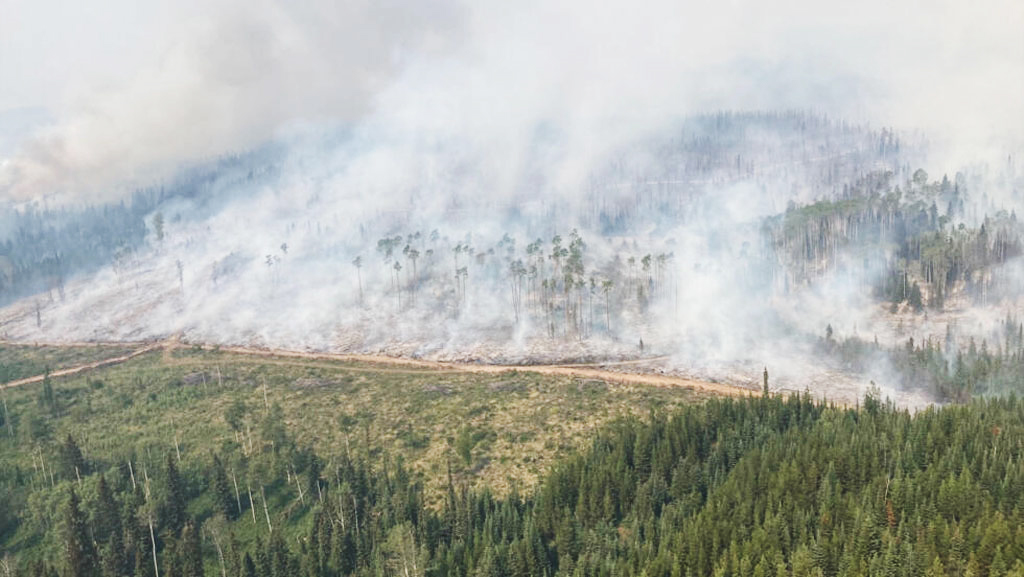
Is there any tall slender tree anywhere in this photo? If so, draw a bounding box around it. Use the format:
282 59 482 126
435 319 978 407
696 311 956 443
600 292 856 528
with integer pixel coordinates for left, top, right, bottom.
64 489 98 577
210 454 238 520
181 519 204 577
163 454 187 535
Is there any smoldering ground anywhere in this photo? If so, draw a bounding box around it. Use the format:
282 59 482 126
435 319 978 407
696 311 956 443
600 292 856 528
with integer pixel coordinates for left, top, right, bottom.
1 0 1022 407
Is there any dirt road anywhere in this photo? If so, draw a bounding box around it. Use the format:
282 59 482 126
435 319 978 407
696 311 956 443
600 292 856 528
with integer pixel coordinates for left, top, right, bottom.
208 344 754 397
0 342 164 390
1 339 754 397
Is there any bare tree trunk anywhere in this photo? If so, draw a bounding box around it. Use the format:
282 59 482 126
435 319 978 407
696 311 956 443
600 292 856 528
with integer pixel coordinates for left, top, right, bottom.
336 468 346 531
261 486 273 533
352 494 360 541
174 429 181 463
231 469 242 514
1 393 12 437
293 465 305 505
246 423 254 455
247 484 257 524
605 292 611 333
149 514 161 577
206 527 228 577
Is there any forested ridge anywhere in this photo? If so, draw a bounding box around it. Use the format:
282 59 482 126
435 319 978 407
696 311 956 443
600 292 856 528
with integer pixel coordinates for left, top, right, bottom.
4 390 1023 577
0 152 279 308
3 113 1024 576
766 167 1023 305
1 111 910 320
824 313 1024 401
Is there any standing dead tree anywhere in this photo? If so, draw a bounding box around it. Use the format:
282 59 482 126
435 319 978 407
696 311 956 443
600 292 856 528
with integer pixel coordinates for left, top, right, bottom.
352 256 364 305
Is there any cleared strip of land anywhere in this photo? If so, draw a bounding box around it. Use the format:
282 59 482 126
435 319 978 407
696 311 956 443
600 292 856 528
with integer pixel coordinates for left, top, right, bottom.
1 339 753 396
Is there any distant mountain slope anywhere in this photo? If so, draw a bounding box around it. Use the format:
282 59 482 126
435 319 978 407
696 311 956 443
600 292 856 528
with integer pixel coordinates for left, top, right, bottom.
4 111 1024 404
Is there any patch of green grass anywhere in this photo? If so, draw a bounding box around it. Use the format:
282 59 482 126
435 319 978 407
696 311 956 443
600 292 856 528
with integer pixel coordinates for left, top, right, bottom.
0 346 707 505
0 343 139 382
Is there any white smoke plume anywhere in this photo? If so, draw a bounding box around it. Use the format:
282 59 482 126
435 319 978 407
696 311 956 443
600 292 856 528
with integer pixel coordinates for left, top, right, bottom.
2 0 1021 202
0 0 1022 409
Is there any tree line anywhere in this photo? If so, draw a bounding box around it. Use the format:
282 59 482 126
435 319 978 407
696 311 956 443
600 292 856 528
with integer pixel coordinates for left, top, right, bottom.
4 390 1023 576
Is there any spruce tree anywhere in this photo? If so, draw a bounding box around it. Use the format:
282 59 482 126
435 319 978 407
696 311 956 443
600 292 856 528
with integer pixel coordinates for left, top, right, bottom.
181 519 204 577
241 553 257 577
64 488 99 577
226 533 242 577
210 454 238 520
38 370 57 416
163 538 180 577
93 474 122 544
306 456 322 501
132 530 156 577
163 454 188 535
60 434 87 479
94 474 127 576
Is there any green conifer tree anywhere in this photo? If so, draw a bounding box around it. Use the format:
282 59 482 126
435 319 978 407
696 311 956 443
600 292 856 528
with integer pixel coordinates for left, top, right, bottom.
211 454 238 520
163 454 187 535
181 519 204 577
64 488 99 577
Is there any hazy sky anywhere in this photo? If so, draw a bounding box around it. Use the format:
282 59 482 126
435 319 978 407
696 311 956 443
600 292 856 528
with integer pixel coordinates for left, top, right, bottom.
1 0 1021 202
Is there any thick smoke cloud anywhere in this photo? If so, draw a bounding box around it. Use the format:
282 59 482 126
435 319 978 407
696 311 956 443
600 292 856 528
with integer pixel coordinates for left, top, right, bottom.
1 0 1021 202
0 0 1022 410
0 0 463 202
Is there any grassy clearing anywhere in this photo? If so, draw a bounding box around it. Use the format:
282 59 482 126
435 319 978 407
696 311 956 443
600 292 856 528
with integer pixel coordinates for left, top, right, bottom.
0 345 708 503
0 342 140 382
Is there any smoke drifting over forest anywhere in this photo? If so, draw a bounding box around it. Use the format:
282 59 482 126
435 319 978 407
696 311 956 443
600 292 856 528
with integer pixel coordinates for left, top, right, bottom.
1 0 1023 405
3 0 1022 200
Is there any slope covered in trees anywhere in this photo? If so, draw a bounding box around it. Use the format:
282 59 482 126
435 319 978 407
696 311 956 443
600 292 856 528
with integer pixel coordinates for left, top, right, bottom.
0 151 281 308
3 111 1023 402
0 345 708 575
3 353 1023 576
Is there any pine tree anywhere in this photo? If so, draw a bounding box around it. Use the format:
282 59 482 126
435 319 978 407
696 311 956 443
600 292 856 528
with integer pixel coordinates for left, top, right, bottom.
93 474 122 543
94 474 127 576
60 434 87 479
241 553 257 577
990 547 1008 577
100 542 125 577
268 531 291 577
226 533 242 577
259 403 288 453
163 454 187 535
38 370 57 416
163 538 180 577
306 456 322 502
64 488 99 577
253 536 271 577
181 519 204 577
211 454 238 520
132 530 157 577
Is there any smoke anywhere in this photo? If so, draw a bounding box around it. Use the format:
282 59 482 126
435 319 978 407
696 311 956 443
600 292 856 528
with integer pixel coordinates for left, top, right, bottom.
0 0 463 202
2 0 1021 203
1 0 1022 409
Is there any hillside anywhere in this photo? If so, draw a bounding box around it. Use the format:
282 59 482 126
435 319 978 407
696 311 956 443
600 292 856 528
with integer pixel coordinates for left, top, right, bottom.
3 113 1022 407
2 345 1022 575
0 343 711 570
